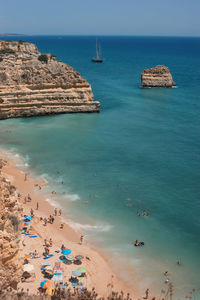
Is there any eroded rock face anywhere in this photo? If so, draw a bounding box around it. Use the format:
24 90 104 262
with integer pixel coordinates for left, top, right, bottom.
0 160 23 289
0 41 100 119
141 65 176 88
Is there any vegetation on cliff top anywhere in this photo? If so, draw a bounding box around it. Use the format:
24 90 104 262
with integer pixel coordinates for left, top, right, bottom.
38 54 48 64
0 48 15 55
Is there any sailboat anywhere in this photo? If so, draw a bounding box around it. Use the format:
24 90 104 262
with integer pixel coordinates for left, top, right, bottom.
91 39 103 63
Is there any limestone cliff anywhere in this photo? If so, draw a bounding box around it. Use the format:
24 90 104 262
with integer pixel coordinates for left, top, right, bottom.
0 40 100 119
0 159 23 289
141 65 176 88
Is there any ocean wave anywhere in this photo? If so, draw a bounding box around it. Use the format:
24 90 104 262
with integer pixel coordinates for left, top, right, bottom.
64 219 113 233
45 197 62 209
63 193 80 201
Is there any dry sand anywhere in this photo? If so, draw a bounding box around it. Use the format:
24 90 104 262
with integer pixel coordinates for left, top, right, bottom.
0 153 144 299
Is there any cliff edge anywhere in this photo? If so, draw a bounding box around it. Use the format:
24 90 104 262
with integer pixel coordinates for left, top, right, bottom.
0 40 100 119
0 159 23 289
141 65 176 88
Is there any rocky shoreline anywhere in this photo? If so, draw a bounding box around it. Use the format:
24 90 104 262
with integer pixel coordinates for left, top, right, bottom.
0 159 23 290
0 41 100 120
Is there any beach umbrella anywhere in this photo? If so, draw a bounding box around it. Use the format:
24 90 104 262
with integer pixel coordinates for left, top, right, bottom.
24 254 30 259
77 267 87 273
23 264 34 272
72 270 82 277
74 259 82 265
61 249 71 255
75 255 84 260
44 265 53 271
45 270 53 275
25 215 32 220
63 259 72 265
40 280 51 289
59 255 67 261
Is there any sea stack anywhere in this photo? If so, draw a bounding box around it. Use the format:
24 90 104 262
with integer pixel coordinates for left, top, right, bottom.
0 40 100 120
140 65 176 88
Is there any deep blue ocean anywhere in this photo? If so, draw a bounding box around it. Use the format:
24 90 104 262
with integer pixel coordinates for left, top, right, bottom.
0 36 200 298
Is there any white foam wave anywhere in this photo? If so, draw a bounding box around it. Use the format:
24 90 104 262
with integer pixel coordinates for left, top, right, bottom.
64 219 113 233
63 193 80 201
45 197 62 209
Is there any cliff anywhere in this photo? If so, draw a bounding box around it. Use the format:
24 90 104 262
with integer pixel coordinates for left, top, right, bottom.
0 40 100 119
141 65 176 88
0 159 23 289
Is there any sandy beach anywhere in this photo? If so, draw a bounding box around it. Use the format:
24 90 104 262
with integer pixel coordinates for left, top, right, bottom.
0 150 145 299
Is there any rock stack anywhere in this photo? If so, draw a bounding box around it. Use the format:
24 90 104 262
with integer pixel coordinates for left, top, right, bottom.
0 41 100 120
141 65 176 88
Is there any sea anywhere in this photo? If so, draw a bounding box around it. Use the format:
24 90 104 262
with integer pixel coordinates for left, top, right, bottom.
0 36 200 299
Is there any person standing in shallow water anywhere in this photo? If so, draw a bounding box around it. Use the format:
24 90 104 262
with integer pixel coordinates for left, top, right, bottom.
54 208 57 216
80 235 83 245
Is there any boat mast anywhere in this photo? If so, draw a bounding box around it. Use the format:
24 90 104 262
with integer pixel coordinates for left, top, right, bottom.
96 38 99 59
98 42 102 59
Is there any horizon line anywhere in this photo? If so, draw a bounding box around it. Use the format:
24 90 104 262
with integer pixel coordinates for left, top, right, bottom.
0 33 200 38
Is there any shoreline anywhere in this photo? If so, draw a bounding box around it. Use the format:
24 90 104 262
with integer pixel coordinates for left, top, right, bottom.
0 149 144 299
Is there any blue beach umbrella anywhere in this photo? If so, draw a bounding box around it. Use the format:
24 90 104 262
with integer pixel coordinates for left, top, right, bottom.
25 215 32 220
40 280 51 289
61 249 72 255
72 270 82 277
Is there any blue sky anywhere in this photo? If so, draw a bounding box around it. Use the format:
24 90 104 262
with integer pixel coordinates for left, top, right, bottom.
1 0 200 36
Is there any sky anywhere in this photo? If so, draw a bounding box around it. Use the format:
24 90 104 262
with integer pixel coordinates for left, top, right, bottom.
0 0 200 36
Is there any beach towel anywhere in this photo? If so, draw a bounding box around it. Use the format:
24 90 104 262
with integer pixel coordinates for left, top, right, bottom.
54 262 61 268
72 283 83 287
43 254 54 260
29 235 38 238
52 274 63 281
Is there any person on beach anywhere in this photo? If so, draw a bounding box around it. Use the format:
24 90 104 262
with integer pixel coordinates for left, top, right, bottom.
49 238 53 247
54 208 57 216
80 235 83 245
44 246 49 256
30 208 34 217
44 218 47 226
60 223 64 229
24 197 27 204
36 202 39 210
144 288 149 299
59 209 62 216
27 194 31 201
24 173 27 181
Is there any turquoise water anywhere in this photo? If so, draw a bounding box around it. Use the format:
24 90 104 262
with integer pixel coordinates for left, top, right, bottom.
0 36 200 298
